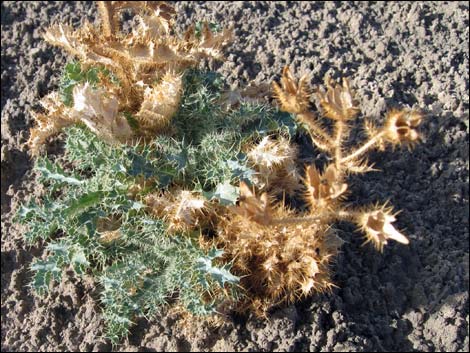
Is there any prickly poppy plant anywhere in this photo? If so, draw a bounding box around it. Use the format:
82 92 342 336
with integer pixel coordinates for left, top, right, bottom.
16 1 422 344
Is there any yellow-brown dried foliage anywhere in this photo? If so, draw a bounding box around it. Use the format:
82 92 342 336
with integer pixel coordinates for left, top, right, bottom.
245 135 301 197
28 1 232 154
144 188 221 235
214 66 421 315
216 182 340 315
270 66 421 252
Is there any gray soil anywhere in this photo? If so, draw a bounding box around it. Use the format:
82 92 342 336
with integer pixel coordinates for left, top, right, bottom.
1 1 469 351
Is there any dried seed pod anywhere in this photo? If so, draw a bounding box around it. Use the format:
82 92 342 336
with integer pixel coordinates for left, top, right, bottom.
229 182 273 226
246 136 301 195
357 206 409 252
304 164 347 209
317 77 360 121
145 189 209 234
384 109 422 146
247 136 296 171
272 66 311 114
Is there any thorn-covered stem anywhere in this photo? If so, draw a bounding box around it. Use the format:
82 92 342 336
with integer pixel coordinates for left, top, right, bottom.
296 112 334 152
340 130 386 164
97 1 115 38
334 120 344 169
270 216 323 225
334 209 360 221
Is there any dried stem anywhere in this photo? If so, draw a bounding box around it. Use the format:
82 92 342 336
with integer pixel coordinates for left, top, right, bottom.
341 130 386 164
97 1 115 38
334 209 359 222
271 215 323 225
334 120 344 169
296 112 334 151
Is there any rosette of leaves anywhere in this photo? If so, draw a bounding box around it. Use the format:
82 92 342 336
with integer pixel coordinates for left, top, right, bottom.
16 125 242 344
18 49 298 344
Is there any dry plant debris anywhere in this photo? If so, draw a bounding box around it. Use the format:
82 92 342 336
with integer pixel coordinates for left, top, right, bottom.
28 0 231 153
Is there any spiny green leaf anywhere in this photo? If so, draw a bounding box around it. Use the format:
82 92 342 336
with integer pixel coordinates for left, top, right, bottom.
36 158 84 186
59 61 116 106
30 259 62 295
196 254 239 288
226 158 256 182
203 181 239 206
182 292 216 316
63 191 106 218
15 202 43 222
31 259 62 274
70 248 90 275
23 220 58 244
125 151 156 178
48 243 69 258
207 248 224 260
130 201 145 211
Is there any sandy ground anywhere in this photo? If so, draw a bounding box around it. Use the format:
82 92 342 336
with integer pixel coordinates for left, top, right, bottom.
1 1 469 351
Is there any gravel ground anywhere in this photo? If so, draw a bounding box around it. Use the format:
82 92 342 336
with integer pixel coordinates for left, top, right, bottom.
1 1 469 351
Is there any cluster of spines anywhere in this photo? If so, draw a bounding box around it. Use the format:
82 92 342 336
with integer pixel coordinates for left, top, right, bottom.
215 182 338 315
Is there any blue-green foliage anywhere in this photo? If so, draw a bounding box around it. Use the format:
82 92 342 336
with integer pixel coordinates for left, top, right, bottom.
171 68 298 193
15 142 240 344
31 242 89 295
99 218 239 343
16 66 298 344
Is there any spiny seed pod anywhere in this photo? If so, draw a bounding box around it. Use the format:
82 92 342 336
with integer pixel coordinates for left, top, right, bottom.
145 189 209 234
247 136 295 171
229 182 273 226
384 109 422 147
272 68 337 153
357 205 409 252
272 66 310 114
304 164 347 210
246 136 301 195
317 77 360 121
